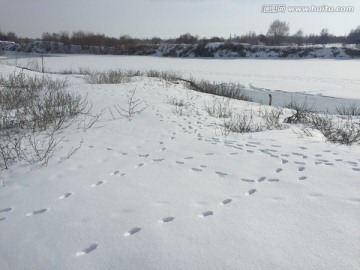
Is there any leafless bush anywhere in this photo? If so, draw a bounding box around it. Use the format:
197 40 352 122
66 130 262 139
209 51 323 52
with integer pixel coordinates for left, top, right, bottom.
126 69 144 77
311 114 360 145
0 71 92 173
219 110 263 135
260 107 283 129
336 103 360 116
284 99 314 124
112 89 148 121
180 78 253 102
17 128 64 166
85 70 129 84
204 98 233 118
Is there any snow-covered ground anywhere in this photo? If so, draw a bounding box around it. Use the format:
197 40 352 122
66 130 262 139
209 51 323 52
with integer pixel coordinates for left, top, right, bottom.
0 58 360 270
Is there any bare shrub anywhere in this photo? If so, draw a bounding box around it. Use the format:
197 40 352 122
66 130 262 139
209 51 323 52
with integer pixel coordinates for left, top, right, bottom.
336 103 360 116
311 114 360 145
0 71 91 173
204 98 233 118
85 70 128 84
284 99 314 124
219 110 263 135
260 107 283 129
112 89 148 121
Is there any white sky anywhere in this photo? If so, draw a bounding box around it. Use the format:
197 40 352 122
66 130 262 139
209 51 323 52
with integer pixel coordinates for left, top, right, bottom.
0 0 359 39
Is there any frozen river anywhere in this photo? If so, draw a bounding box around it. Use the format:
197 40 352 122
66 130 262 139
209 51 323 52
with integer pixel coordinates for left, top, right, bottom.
2 54 360 112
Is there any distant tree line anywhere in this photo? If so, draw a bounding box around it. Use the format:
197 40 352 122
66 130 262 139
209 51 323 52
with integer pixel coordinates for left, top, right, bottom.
1 21 360 50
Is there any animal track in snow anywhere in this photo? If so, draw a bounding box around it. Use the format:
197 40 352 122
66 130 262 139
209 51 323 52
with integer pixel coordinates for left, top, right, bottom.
247 150 255 153
124 227 142 236
152 158 165 162
138 154 149 158
281 159 289 164
241 178 255 183
110 171 125 176
0 207 12 213
298 167 305 172
200 165 207 168
175 161 184 164
76 243 98 256
298 176 307 180
58 192 73 199
325 162 334 166
258 176 266 183
352 168 360 171
276 168 283 173
106 148 113 151
160 217 175 223
26 208 48 216
0 217 5 222
295 162 308 168
205 153 214 156
135 163 144 168
191 168 202 172
268 178 280 182
184 157 193 160
246 189 257 195
199 211 213 217
91 181 104 187
215 171 228 177
230 152 239 155
220 199 232 205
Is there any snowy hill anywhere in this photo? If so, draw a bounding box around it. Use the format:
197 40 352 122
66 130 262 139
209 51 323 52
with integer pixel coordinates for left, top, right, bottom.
0 61 359 270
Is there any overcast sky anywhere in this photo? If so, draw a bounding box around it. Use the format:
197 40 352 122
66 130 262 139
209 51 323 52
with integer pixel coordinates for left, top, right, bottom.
0 0 359 39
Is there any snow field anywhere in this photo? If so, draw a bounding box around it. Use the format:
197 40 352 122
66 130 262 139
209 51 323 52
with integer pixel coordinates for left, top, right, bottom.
0 61 359 270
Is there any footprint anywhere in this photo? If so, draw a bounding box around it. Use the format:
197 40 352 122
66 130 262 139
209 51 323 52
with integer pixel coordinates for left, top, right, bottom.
200 165 207 168
275 168 283 173
352 168 360 172
138 154 149 158
268 178 280 182
257 176 266 183
175 161 184 164
246 189 257 195
0 217 5 222
299 147 307 150
91 181 104 187
135 163 144 168
230 152 239 155
184 157 193 160
58 192 73 199
215 171 228 177
281 159 289 164
0 207 12 213
124 227 142 237
298 176 307 180
199 211 213 217
298 167 305 172
160 217 175 223
89 145 95 148
153 158 165 162
26 208 48 216
241 178 255 183
325 163 334 166
247 150 255 153
76 243 98 257
294 162 306 165
122 152 128 156
220 199 232 205
205 153 214 156
191 168 202 172
161 148 167 152
106 148 113 151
